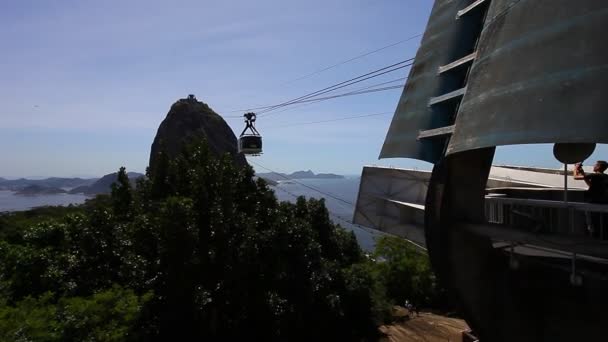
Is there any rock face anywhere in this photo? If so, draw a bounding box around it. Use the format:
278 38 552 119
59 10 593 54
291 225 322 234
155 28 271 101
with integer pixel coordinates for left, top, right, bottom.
149 96 247 173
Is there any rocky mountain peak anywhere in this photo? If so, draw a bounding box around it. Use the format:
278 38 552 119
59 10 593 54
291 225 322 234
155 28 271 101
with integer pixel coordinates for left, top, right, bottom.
149 95 247 173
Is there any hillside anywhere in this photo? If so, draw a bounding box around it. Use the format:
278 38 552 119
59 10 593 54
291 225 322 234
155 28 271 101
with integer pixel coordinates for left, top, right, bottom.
69 172 144 195
257 170 344 182
0 177 96 191
15 185 67 196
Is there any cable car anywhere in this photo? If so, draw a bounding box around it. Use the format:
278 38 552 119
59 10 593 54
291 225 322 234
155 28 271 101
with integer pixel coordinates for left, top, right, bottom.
238 112 263 155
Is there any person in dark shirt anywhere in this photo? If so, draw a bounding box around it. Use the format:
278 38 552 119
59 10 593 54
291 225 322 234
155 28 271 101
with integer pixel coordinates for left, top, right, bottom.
574 160 608 203
574 160 608 235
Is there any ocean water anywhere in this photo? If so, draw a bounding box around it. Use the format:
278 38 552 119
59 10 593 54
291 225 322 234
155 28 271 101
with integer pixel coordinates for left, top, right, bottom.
0 190 89 212
0 178 380 250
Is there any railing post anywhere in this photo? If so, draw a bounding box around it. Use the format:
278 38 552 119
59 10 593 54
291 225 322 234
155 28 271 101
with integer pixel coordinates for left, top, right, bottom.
509 243 519 270
570 253 583 286
570 207 575 234
564 163 568 203
564 163 572 234
601 214 605 240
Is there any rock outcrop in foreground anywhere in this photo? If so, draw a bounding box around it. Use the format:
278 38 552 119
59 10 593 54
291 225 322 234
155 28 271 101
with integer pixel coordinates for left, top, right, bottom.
149 95 246 173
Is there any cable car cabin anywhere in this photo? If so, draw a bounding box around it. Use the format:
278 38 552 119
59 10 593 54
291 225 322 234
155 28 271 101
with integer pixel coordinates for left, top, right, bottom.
238 135 263 155
239 112 263 156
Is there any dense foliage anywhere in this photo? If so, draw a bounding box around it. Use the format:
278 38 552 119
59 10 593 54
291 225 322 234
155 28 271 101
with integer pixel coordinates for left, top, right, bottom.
365 235 448 310
0 140 446 341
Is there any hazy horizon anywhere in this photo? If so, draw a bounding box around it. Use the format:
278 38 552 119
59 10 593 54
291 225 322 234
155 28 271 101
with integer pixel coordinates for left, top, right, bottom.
0 169 366 180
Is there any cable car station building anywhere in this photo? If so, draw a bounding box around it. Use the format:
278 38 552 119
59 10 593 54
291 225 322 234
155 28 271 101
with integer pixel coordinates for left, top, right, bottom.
353 1 608 341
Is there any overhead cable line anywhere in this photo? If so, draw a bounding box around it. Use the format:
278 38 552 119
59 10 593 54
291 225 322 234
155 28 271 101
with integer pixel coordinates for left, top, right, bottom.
253 162 429 251
232 59 412 115
345 76 406 91
280 33 422 85
267 168 427 252
225 77 406 117
234 59 411 116
241 77 405 118
227 2 526 119
212 33 418 117
267 0 525 94
278 84 404 106
225 84 403 118
266 111 392 128
266 79 405 107
229 2 526 118
250 160 355 207
241 99 326 119
236 84 403 120
257 59 414 116
270 184 384 238
266 174 375 231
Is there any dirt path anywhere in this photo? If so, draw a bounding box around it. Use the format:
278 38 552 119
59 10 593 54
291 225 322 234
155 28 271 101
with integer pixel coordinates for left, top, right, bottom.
379 308 470 342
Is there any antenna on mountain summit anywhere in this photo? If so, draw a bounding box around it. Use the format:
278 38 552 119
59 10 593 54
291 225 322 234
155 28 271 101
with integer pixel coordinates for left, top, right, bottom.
238 112 263 156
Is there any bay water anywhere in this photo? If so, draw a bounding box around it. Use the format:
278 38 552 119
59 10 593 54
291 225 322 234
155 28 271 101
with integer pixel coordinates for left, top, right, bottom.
0 177 380 250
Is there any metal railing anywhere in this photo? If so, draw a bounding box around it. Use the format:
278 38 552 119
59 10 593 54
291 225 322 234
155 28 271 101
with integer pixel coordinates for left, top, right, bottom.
485 195 608 240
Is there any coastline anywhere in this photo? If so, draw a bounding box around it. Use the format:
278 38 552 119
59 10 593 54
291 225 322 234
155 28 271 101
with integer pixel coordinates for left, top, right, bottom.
0 190 90 212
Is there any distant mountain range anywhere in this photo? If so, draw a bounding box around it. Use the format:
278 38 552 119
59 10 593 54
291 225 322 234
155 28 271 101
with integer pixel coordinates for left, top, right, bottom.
3 172 144 196
256 170 344 182
0 177 96 191
15 185 67 196
68 172 144 195
4 169 340 196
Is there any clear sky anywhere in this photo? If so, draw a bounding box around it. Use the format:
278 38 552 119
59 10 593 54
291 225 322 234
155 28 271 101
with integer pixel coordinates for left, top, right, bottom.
1 0 606 178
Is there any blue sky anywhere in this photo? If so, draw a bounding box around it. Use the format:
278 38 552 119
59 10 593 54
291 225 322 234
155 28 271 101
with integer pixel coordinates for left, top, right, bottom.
1 0 606 178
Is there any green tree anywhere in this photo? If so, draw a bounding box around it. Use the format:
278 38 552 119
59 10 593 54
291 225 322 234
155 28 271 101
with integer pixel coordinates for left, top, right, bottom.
111 167 133 220
0 293 60 342
0 138 389 341
134 140 378 341
372 235 446 309
0 287 151 342
58 286 152 342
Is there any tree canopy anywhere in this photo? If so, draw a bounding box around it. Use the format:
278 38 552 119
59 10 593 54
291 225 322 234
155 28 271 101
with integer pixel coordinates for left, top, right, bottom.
0 139 447 341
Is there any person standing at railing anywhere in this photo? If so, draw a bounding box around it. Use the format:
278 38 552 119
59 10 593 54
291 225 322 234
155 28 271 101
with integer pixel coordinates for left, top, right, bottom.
574 160 608 235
